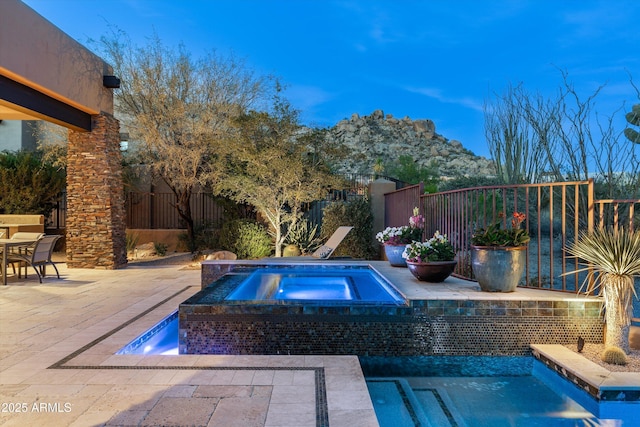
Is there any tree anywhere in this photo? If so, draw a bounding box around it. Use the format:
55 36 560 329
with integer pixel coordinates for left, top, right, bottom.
99 30 268 247
0 150 65 215
484 83 549 184
218 94 341 257
385 154 439 192
484 71 640 199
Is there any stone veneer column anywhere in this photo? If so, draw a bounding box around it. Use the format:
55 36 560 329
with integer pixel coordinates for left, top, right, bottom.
66 113 127 269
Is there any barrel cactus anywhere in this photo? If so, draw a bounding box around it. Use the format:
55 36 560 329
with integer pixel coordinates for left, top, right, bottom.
601 346 627 365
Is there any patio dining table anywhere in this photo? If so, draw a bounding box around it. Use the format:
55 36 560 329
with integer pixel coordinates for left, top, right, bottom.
0 238 38 285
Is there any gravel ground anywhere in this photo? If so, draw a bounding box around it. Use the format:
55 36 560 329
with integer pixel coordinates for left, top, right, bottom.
564 343 640 372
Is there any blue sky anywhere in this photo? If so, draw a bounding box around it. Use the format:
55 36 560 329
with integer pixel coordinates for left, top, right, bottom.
22 0 640 158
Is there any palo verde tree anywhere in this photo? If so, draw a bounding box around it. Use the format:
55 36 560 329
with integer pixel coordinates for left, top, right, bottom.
385 154 440 192
218 92 341 257
99 30 268 248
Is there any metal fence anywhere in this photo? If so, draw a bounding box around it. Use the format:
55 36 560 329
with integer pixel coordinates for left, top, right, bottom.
48 173 410 231
384 183 424 227
385 179 640 293
125 192 228 229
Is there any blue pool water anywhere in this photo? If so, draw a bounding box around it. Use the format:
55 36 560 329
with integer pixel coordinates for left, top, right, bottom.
224 266 406 304
361 356 638 426
117 312 179 355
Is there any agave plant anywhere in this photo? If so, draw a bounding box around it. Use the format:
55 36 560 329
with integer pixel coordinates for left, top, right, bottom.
565 227 640 352
284 219 321 255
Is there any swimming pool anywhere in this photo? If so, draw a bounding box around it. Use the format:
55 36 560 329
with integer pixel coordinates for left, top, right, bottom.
361 356 638 426
117 311 179 355
118 317 638 427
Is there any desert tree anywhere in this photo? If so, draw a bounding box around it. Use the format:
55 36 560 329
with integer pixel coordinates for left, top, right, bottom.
484 83 549 184
98 30 268 247
484 71 640 199
33 121 68 170
218 92 342 257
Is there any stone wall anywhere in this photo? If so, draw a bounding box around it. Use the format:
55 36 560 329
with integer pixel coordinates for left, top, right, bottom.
66 113 127 268
324 110 495 178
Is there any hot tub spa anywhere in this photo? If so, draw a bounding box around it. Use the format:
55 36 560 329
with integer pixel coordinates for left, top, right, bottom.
224 266 405 304
179 262 413 355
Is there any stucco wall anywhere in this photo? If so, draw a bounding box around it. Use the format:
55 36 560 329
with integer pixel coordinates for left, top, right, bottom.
0 0 114 116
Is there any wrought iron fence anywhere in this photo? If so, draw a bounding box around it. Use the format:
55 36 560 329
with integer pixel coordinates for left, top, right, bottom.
384 178 640 293
384 183 424 228
595 199 639 231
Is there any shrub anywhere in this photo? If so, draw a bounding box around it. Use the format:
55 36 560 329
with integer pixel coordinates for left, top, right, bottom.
601 346 627 365
154 242 168 256
0 150 65 215
218 219 273 259
438 175 503 192
321 198 377 259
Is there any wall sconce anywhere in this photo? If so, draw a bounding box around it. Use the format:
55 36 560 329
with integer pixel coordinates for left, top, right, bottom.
103 75 121 88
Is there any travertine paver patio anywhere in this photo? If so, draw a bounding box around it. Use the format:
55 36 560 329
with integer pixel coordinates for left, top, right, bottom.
0 259 376 427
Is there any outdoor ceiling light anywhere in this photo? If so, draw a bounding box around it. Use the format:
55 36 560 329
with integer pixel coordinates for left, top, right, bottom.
103 75 121 88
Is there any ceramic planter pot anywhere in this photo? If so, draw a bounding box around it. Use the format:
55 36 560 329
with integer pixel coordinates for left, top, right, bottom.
406 260 457 282
383 244 407 267
470 245 527 292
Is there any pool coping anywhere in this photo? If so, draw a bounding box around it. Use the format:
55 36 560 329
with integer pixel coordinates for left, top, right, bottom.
531 344 640 402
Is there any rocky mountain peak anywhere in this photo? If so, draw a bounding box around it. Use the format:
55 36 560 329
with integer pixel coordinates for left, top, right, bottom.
325 110 495 179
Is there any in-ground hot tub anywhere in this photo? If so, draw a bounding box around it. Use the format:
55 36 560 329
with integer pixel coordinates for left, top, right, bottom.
180 262 412 355
224 266 405 304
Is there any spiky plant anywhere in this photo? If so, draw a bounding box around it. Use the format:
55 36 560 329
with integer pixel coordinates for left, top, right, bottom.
601 346 628 365
565 227 640 353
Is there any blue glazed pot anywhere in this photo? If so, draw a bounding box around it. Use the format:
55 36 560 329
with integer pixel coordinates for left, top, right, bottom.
471 245 527 292
384 244 408 267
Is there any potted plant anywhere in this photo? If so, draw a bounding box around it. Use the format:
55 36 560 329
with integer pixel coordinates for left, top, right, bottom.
376 208 423 267
470 212 530 292
564 227 640 353
402 231 457 282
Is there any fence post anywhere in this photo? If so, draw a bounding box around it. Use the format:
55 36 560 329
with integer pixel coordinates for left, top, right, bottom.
587 178 594 234
369 178 396 246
